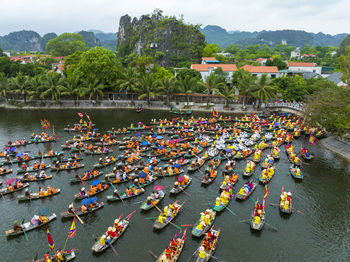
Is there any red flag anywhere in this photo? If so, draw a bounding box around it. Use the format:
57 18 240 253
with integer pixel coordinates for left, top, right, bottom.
47 228 55 250
212 108 218 118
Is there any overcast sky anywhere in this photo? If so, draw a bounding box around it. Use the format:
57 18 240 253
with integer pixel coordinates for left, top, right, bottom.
0 0 349 36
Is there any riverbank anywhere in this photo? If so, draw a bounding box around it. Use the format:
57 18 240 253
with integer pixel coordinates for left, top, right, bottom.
319 136 350 162
0 99 263 114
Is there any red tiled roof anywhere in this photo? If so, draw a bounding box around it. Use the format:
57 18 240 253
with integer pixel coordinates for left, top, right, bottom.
201 57 217 61
191 64 237 72
57 64 64 72
242 65 279 73
288 62 315 67
256 58 266 62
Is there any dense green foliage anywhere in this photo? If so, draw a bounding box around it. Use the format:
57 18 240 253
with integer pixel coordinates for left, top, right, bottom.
306 87 350 136
338 46 350 85
46 33 88 56
338 34 350 55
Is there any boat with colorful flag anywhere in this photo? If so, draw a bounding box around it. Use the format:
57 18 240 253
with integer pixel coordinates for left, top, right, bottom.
213 185 234 212
153 201 186 230
156 229 187 262
191 209 216 237
250 186 268 231
280 186 292 214
194 227 220 262
91 211 136 253
35 249 77 262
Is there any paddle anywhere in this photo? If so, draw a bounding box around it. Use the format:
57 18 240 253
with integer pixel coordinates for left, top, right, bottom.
112 187 125 206
148 250 158 259
265 222 278 231
180 224 193 227
20 218 29 241
226 207 237 216
71 203 84 225
75 174 85 186
292 207 305 215
109 242 119 257
154 204 182 230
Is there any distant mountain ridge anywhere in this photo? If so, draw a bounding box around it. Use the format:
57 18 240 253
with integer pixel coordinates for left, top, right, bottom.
200 25 347 48
0 30 117 52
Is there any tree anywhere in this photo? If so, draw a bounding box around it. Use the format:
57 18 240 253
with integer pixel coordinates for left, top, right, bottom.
60 75 81 101
156 77 179 105
274 75 307 101
40 72 63 101
0 72 9 100
203 73 226 106
80 78 105 101
28 74 44 101
202 43 219 57
74 47 118 85
216 85 237 108
178 75 200 106
265 57 288 70
235 69 255 105
175 68 201 81
252 74 277 108
46 33 88 56
339 45 350 86
10 72 30 103
306 87 350 137
136 74 160 106
117 66 140 101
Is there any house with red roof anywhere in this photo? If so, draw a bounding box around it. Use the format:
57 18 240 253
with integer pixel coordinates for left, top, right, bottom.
288 62 322 75
242 65 280 78
201 57 219 64
191 63 237 82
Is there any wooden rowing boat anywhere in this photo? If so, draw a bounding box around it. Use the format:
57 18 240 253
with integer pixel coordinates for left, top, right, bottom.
280 187 292 214
5 213 56 237
187 160 205 172
35 249 77 262
194 228 220 262
153 201 185 230
50 164 84 172
18 189 60 201
201 170 217 185
92 216 129 253
69 171 103 184
17 166 50 174
156 229 187 262
16 174 52 182
84 149 113 155
106 188 145 201
300 148 314 160
243 161 256 177
51 156 83 163
258 167 275 184
236 180 256 200
93 158 118 169
250 207 265 231
0 169 12 176
191 210 216 237
289 166 303 179
140 191 165 211
0 183 29 195
60 202 104 218
220 173 239 190
74 185 109 200
170 178 192 194
213 186 234 212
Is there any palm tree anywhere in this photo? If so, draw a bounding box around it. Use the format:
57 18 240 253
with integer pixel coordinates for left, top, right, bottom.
28 74 44 101
236 70 255 106
10 72 30 103
0 73 9 101
135 74 159 106
203 73 226 106
178 75 200 106
252 74 277 108
216 85 237 108
156 77 179 106
117 67 140 102
40 72 63 101
81 78 105 101
60 75 81 101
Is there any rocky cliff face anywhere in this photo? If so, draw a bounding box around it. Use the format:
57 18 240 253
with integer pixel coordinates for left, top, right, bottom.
117 11 205 67
0 30 43 52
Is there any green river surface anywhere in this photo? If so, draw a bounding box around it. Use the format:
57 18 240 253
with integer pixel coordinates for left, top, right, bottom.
0 109 349 262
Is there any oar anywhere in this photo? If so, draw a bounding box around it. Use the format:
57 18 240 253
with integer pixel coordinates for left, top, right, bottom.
238 219 250 223
32 253 38 262
181 224 193 227
113 188 125 206
149 250 158 259
144 217 157 220
265 222 278 231
154 204 182 230
292 208 305 215
226 207 237 216
109 242 119 257
21 218 29 241
76 174 85 186
71 203 84 225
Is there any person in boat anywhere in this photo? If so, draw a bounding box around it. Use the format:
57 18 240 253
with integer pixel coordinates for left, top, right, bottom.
55 249 65 261
21 163 28 171
13 220 23 232
80 187 87 197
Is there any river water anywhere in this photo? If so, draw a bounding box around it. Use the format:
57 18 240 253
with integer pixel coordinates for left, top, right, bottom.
0 109 349 262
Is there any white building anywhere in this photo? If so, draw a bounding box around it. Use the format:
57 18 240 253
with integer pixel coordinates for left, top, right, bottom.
242 65 280 78
290 49 301 59
191 64 237 82
288 62 322 75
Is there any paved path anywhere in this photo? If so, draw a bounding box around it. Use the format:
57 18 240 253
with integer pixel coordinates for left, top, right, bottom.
320 136 350 162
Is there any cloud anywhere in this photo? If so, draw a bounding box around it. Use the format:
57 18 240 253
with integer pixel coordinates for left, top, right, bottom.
0 0 348 36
